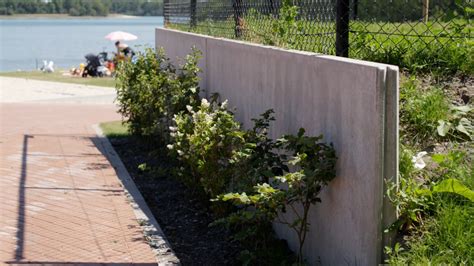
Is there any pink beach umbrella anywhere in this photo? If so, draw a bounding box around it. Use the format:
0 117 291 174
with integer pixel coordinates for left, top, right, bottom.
104 31 138 41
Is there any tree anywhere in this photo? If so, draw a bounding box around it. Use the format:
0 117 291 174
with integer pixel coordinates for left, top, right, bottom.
423 0 430 22
0 0 164 16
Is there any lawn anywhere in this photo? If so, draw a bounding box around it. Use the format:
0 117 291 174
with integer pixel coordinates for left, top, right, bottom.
100 120 129 137
168 17 473 76
0 70 116 87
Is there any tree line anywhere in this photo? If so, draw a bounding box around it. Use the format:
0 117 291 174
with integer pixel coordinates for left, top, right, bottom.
0 0 163 16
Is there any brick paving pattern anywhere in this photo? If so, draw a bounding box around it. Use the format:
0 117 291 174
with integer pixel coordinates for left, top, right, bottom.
0 103 158 265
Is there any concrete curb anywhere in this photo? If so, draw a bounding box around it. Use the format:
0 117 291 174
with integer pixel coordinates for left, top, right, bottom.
92 124 180 266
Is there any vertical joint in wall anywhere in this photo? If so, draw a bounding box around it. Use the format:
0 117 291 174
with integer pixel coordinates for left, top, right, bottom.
381 66 399 262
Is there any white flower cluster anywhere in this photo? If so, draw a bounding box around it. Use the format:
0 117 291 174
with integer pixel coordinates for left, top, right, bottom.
221 99 228 109
169 126 178 132
201 98 210 108
169 126 178 137
412 151 427 170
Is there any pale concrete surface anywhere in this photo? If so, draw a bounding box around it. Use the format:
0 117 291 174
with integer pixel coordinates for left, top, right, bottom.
0 79 173 265
156 28 399 265
0 77 116 104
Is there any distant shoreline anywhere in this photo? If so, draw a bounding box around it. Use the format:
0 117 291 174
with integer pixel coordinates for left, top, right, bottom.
0 13 153 20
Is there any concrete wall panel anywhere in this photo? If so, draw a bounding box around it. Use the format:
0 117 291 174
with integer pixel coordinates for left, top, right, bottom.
156 28 399 265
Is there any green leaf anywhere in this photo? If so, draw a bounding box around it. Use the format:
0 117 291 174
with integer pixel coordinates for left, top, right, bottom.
249 195 260 202
256 183 278 194
238 193 251 204
288 155 302 165
451 105 472 114
138 163 148 172
261 170 274 178
432 178 474 201
431 154 446 164
455 118 473 139
455 122 470 137
415 188 432 197
437 120 452 137
220 192 251 203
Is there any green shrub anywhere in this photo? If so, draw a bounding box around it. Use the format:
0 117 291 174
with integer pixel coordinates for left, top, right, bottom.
169 96 337 264
169 98 246 198
231 109 289 192
115 47 201 142
170 105 298 264
170 106 288 199
216 128 337 264
213 183 291 265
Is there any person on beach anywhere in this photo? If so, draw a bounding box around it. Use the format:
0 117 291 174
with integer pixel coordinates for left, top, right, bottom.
115 41 135 60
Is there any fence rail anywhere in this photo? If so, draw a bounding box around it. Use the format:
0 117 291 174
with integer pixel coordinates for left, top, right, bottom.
163 0 473 74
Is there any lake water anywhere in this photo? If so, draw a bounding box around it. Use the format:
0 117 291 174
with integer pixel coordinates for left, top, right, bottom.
0 16 163 72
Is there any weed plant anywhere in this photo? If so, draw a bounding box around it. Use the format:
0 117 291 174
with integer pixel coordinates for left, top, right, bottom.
400 77 451 146
400 76 473 147
392 69 472 264
387 143 474 264
387 194 474 265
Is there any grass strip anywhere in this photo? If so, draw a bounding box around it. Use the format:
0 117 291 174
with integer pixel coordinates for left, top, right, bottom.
0 71 116 88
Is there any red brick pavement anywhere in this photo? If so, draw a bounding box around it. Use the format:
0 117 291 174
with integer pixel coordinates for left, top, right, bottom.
0 103 158 265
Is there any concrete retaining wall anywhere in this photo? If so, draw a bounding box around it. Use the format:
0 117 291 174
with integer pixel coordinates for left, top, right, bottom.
156 28 399 265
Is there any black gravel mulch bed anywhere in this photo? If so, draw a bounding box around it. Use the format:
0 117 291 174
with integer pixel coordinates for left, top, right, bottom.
108 136 241 265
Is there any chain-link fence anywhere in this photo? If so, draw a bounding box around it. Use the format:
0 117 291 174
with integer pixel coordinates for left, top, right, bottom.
163 0 473 74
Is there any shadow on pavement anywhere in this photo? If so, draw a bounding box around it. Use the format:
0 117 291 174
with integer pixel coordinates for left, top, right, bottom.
6 133 174 265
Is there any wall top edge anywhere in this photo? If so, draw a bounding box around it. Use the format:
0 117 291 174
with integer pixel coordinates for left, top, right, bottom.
156 27 399 72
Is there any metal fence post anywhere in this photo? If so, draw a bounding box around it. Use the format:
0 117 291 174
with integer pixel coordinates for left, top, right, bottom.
353 0 358 20
232 0 243 38
336 0 350 57
268 0 275 17
190 0 197 28
163 0 169 27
